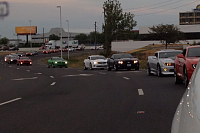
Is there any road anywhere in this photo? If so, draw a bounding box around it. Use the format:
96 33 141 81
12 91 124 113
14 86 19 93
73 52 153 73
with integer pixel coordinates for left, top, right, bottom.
0 51 186 133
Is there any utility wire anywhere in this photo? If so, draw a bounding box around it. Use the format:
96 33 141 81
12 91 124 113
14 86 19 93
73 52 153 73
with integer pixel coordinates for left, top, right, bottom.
134 0 199 16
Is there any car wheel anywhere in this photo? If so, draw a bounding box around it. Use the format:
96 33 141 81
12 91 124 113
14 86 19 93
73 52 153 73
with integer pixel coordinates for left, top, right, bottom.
107 65 111 71
184 67 189 88
157 65 162 77
135 65 139 70
174 68 182 84
90 63 93 70
47 64 50 68
114 64 118 71
84 64 87 70
52 63 55 68
147 63 152 76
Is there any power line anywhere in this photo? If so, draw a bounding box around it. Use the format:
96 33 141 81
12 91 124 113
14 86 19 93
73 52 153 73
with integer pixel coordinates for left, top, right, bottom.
134 0 199 16
124 0 174 10
129 0 184 12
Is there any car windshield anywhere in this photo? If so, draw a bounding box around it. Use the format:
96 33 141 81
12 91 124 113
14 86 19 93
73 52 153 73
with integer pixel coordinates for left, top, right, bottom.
91 56 106 60
20 57 29 60
114 54 133 59
187 47 200 57
159 51 182 58
52 57 63 60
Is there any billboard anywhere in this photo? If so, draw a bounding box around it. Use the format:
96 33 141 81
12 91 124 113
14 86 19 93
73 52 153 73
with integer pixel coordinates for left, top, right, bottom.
15 26 37 35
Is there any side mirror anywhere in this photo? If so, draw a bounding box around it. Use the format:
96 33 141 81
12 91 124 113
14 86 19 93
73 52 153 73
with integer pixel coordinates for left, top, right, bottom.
177 54 185 58
152 56 157 59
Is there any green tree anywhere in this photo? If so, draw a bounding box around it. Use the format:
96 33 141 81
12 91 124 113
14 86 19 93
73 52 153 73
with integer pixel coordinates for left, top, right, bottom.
88 31 104 45
49 34 60 40
103 0 137 55
149 24 184 49
0 37 9 45
74 33 88 44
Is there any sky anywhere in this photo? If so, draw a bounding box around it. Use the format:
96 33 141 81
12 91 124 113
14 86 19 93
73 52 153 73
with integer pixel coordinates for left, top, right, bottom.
0 0 199 40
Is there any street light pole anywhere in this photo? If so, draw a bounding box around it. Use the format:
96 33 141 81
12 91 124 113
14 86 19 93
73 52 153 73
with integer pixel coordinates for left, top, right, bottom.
29 20 32 48
66 20 69 59
57 6 62 58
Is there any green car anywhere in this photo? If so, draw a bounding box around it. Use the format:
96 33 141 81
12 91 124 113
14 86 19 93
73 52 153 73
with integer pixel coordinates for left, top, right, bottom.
47 57 68 68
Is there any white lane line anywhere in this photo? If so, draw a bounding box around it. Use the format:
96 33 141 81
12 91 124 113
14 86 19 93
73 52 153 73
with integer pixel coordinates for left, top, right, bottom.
138 89 144 95
63 74 93 77
50 76 54 78
9 66 11 67
17 68 20 69
0 98 22 106
35 73 42 75
99 72 106 75
79 74 93 76
12 77 38 81
51 82 56 86
123 77 129 80
27 70 30 72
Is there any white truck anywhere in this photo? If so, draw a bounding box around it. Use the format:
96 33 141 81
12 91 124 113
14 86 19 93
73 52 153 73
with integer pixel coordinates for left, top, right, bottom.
45 40 79 49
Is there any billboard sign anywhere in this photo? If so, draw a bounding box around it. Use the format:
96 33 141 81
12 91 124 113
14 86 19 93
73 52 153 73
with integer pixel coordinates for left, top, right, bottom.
15 26 37 35
196 4 200 11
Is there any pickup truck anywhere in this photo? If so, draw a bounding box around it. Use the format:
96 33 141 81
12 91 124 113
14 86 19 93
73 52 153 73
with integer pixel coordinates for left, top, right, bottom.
147 49 182 76
174 45 200 87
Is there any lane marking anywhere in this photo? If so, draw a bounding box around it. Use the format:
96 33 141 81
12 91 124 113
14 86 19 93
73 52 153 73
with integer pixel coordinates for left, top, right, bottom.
27 70 30 72
63 74 93 77
50 76 54 78
137 111 145 114
123 77 129 80
35 73 42 75
12 77 38 81
0 98 22 106
17 68 19 69
51 82 56 86
99 72 106 75
116 71 141 74
9 66 11 67
138 89 144 95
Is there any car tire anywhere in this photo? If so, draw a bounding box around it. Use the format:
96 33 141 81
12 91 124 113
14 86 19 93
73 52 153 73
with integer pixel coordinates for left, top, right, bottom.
184 67 189 88
90 63 93 70
114 64 118 71
157 65 162 77
174 68 182 84
135 65 139 70
84 64 87 70
147 63 152 76
52 63 55 68
107 65 111 71
47 64 50 68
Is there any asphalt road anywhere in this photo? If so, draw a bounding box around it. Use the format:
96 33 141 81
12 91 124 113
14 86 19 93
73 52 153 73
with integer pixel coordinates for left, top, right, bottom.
0 51 186 133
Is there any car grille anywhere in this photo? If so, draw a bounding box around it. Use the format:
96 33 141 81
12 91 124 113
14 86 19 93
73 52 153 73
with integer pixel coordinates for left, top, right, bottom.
23 61 30 64
98 62 107 64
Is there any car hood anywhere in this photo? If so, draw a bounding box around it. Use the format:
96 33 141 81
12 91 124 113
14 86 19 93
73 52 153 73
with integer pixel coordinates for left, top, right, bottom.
91 59 107 62
115 58 138 61
187 57 200 64
55 60 65 62
160 58 174 63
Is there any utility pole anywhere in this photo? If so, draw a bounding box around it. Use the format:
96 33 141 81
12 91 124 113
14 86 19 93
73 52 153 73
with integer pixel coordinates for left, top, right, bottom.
95 21 97 52
103 7 107 55
43 28 44 45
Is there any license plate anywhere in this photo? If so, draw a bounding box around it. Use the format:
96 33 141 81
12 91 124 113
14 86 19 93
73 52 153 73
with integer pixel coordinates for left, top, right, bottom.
127 64 131 67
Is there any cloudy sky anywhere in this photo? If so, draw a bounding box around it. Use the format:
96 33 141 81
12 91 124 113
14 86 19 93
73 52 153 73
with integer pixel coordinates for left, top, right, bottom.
0 0 199 40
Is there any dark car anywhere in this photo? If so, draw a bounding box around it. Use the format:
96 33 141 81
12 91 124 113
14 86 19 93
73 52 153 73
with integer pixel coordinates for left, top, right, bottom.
9 46 19 51
26 50 38 56
7 56 19 64
3 46 9 51
107 53 139 71
16 52 26 57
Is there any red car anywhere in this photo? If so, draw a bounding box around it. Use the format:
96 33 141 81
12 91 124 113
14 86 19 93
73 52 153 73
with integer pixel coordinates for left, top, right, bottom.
17 57 32 66
174 45 200 87
39 46 45 50
42 50 50 54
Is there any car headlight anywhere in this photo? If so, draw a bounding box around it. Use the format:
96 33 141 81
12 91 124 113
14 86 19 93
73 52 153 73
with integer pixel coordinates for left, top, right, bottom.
30 62 32 64
134 60 138 64
118 61 123 64
55 62 57 64
94 62 98 64
11 59 13 61
192 64 197 69
65 61 68 64
164 63 172 66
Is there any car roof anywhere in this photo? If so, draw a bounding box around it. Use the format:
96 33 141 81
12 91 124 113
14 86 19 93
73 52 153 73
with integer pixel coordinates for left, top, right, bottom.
186 45 200 49
89 55 105 57
158 49 182 53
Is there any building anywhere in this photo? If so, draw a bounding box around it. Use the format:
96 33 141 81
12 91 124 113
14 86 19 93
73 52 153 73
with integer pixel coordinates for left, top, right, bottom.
179 5 200 25
31 27 81 44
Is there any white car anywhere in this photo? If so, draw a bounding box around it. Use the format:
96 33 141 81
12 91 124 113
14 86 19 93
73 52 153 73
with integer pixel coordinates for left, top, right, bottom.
67 47 75 51
84 55 107 70
171 60 200 133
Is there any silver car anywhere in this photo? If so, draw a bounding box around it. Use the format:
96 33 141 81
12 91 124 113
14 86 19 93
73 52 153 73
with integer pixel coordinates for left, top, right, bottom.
147 49 182 76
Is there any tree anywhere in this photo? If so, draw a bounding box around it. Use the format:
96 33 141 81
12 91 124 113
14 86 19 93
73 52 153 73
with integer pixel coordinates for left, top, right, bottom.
103 0 137 55
149 24 184 49
49 34 60 40
74 33 88 44
0 37 9 45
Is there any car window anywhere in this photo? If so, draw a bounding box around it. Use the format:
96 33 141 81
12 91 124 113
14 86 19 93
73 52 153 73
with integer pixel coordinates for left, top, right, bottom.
187 47 200 57
113 54 133 59
155 53 158 57
159 51 182 58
